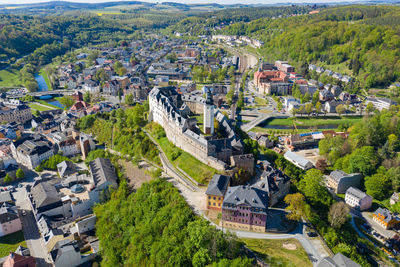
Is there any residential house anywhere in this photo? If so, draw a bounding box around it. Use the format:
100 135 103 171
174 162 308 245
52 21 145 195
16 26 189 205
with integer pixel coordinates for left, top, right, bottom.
205 174 231 210
78 133 96 160
50 241 96 267
345 187 372 211
283 151 313 170
319 89 334 102
325 100 344 113
257 135 274 148
83 80 100 93
255 162 290 206
102 80 119 96
221 185 269 232
3 252 36 267
58 139 80 157
390 192 400 205
0 203 22 237
11 134 54 169
373 208 400 230
326 170 362 194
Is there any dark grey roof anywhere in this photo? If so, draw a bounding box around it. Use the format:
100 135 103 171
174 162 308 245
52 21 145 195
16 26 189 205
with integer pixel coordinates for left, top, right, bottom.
0 202 19 224
346 187 368 200
256 167 290 194
57 161 76 178
89 158 118 188
206 174 230 196
31 180 61 208
223 185 268 212
317 253 362 267
374 207 398 223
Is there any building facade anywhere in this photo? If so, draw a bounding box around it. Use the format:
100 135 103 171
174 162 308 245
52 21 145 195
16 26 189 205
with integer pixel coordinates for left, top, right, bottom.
221 186 268 232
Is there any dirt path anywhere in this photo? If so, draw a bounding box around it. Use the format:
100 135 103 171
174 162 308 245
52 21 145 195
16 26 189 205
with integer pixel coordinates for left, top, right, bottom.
119 160 153 189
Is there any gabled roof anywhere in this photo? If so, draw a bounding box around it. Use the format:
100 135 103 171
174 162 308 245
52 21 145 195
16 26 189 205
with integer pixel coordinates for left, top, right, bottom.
223 185 268 211
89 158 118 188
206 174 230 196
31 180 61 209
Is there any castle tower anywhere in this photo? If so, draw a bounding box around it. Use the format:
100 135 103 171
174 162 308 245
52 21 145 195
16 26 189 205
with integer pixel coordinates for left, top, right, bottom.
204 88 214 135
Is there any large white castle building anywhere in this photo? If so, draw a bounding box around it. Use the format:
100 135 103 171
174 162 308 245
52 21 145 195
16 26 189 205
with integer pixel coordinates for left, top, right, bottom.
149 86 244 171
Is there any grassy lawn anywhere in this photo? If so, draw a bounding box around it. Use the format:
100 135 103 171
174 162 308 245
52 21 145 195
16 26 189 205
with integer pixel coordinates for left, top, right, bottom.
241 238 311 267
250 126 336 134
157 137 217 185
37 100 62 109
255 97 268 106
39 68 53 90
0 231 27 257
265 116 363 127
28 103 54 111
0 68 23 88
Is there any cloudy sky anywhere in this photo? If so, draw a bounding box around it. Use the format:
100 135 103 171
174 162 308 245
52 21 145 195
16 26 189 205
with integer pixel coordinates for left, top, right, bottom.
0 0 360 5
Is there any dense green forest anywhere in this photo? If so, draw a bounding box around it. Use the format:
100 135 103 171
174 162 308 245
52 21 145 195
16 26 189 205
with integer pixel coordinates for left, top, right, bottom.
94 178 253 267
221 5 400 90
164 6 315 36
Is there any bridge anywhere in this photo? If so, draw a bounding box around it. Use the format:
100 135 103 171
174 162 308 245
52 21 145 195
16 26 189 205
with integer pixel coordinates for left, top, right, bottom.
240 114 289 132
12 89 78 99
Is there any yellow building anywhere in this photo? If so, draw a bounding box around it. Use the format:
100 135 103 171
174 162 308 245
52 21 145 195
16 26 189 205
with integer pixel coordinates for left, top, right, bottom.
373 207 400 230
205 174 230 211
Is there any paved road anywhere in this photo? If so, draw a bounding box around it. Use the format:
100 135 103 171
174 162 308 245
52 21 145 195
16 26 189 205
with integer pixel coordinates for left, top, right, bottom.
205 215 323 265
13 187 52 267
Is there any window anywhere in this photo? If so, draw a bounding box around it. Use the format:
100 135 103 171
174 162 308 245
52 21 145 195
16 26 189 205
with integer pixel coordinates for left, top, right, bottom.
208 202 211 205
213 197 216 200
208 196 211 199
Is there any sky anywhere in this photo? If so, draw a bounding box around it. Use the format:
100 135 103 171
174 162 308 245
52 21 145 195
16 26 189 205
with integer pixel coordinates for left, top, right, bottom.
0 0 361 5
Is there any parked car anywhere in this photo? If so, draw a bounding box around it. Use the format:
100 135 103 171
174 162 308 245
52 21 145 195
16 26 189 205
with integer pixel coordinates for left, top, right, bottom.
307 232 318 237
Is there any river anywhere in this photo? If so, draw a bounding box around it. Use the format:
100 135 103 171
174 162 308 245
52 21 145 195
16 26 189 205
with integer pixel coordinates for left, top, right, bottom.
34 74 48 92
35 74 64 109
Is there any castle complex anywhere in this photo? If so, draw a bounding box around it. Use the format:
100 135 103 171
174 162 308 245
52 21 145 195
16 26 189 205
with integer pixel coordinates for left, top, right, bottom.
149 86 244 171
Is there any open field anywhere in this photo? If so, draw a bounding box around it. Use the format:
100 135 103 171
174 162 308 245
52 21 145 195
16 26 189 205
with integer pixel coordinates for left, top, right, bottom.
264 116 363 127
0 68 23 88
28 103 54 112
250 126 337 134
241 238 311 267
0 231 27 257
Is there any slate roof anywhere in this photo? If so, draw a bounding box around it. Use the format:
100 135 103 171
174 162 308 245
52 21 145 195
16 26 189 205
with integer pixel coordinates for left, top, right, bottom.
374 207 398 223
223 185 269 212
206 174 230 196
346 187 368 200
0 202 19 224
317 253 361 267
31 180 61 209
57 161 76 178
89 158 118 188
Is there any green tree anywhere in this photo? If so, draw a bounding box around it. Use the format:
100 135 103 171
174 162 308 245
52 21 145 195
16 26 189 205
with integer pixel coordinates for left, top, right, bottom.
284 193 307 221
125 93 134 105
16 168 25 179
59 95 75 110
83 91 91 103
348 146 379 176
299 169 331 204
365 167 391 200
336 104 347 116
4 174 13 183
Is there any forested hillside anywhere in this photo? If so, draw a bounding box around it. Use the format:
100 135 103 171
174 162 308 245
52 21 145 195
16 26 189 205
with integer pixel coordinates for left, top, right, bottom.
94 179 253 267
164 6 315 36
0 14 133 62
221 6 400 90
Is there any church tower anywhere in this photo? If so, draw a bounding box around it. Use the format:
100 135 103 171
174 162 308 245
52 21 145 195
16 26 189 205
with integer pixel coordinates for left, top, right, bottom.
204 88 214 135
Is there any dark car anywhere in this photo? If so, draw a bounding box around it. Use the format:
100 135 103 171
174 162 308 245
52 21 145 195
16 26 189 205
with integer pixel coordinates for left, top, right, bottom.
307 232 318 237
